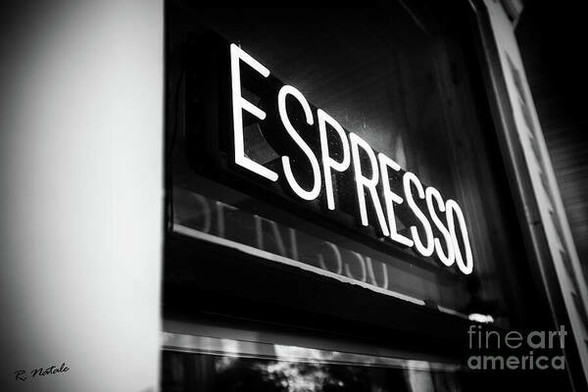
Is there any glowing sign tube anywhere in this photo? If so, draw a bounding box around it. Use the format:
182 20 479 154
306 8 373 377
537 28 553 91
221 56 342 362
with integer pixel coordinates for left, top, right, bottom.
227 43 475 275
318 109 351 210
425 186 455 266
446 199 474 275
378 153 413 248
349 133 390 237
230 44 278 182
278 85 322 201
403 172 435 257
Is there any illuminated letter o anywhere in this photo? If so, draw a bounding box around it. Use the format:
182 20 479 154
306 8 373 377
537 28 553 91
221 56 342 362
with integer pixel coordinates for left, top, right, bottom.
445 199 473 275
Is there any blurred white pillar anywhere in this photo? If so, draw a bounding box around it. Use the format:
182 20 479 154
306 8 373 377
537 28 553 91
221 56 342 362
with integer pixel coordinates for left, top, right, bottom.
0 1 163 391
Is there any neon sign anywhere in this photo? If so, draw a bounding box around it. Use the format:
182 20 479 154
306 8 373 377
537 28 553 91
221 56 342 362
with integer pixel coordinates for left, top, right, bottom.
230 43 473 275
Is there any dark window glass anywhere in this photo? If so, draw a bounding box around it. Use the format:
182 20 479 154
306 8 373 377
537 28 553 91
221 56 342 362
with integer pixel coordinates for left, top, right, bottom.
166 5 526 327
161 351 461 392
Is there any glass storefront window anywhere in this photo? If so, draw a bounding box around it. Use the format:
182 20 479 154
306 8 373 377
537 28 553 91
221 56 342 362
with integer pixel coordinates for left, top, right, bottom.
162 352 461 392
161 330 461 392
166 4 527 330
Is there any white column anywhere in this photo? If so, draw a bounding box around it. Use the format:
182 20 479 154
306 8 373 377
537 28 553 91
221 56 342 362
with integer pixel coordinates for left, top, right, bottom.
0 1 163 391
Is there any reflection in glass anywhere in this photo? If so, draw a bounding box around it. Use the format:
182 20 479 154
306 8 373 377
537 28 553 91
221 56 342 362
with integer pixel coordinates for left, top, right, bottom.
162 351 461 392
172 187 477 312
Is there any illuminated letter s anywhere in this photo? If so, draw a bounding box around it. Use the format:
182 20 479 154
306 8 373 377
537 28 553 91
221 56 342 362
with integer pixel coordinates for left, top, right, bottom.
425 187 455 266
278 85 322 201
403 172 434 257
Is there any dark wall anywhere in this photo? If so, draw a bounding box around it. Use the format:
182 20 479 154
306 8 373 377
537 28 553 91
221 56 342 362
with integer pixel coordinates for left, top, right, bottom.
516 2 588 279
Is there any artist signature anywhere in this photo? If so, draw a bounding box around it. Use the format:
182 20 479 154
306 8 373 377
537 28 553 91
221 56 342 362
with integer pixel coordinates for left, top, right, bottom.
14 362 69 381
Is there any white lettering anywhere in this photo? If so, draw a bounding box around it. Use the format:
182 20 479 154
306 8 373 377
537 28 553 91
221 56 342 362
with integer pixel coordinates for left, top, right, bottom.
446 199 474 275
318 109 350 210
230 44 475 274
349 133 390 237
403 172 434 257
425 186 455 266
278 85 322 201
378 153 413 247
229 44 277 181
